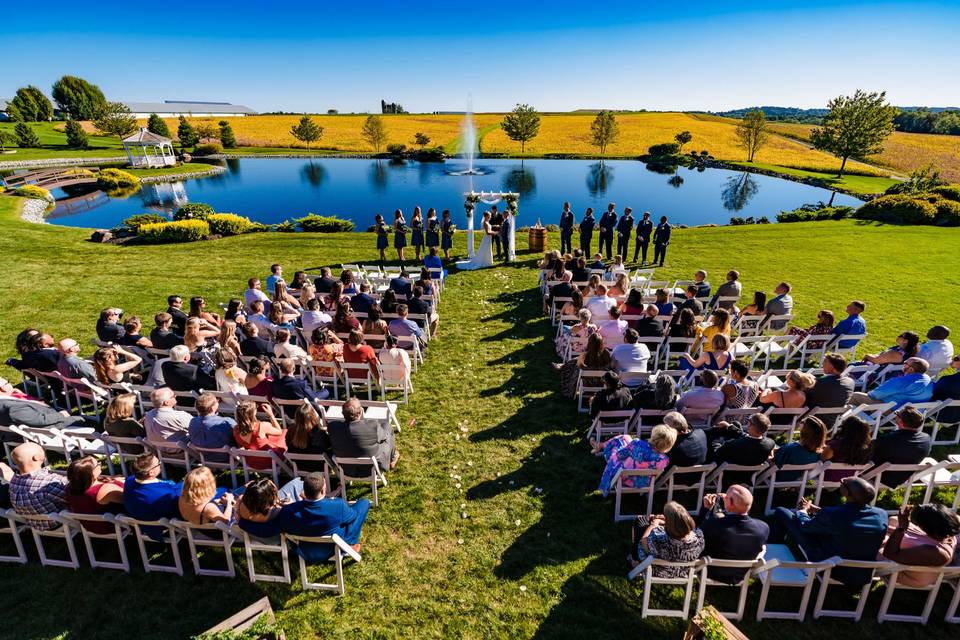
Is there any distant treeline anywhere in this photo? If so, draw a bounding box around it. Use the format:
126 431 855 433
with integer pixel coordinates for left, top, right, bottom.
893 108 960 135
711 106 828 124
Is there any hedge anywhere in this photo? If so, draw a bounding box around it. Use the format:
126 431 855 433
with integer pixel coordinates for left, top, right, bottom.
297 214 355 232
777 204 854 223
855 195 938 225
14 185 53 201
193 143 223 156
207 213 253 236
121 213 166 232
648 142 680 156
97 168 140 190
174 203 215 221
931 184 960 202
138 219 210 244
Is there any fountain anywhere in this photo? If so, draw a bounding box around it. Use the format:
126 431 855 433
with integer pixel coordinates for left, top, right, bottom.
446 97 488 176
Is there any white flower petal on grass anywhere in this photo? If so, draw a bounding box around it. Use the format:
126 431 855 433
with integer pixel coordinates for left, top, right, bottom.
519 585 527 592
515 519 521 526
458 538 464 545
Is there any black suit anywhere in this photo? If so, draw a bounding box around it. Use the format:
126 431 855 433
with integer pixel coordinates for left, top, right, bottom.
633 218 654 263
699 512 769 584
499 216 512 262
271 375 320 416
634 317 664 337
559 210 575 254
150 328 184 350
407 298 432 327
872 429 932 486
668 429 708 468
314 276 337 294
240 336 274 357
579 215 595 255
547 282 574 311
598 211 617 259
96 321 125 344
327 418 395 476
389 277 412 300
161 361 215 400
167 307 188 336
653 222 672 266
489 211 504 258
616 214 634 259
710 427 775 488
349 293 376 315
805 374 855 409
8 348 59 372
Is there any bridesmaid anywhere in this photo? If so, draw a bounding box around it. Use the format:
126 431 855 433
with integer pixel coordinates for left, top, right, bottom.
393 209 407 263
440 209 455 261
425 208 440 253
374 214 389 262
410 206 425 262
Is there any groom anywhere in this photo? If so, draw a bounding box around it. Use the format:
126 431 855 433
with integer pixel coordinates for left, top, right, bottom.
499 211 512 263
489 205 504 259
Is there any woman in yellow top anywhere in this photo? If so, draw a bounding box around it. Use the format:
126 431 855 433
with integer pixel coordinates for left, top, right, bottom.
694 308 731 353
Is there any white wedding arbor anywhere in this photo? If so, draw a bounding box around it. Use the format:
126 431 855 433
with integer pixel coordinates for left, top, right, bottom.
463 191 518 260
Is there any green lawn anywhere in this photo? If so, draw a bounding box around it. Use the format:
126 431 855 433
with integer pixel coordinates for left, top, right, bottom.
0 121 126 161
126 162 222 179
729 161 900 195
0 194 958 639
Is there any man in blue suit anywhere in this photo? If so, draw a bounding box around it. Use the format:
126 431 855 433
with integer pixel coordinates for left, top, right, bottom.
652 215 671 266
388 269 413 300
271 358 327 415
280 472 371 562
699 485 769 584
770 476 887 586
578 208 595 255
616 207 634 260
559 202 575 255
598 203 618 260
633 211 654 264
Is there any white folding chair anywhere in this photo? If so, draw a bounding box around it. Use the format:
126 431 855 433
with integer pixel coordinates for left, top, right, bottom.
99 434 152 477
705 462 768 492
59 512 131 572
813 557 889 621
654 463 716 516
629 556 700 618
116 515 184 575
811 462 874 504
307 359 340 400
928 399 960 446
696 551 765 621
284 532 362 594
754 544 833 621
632 409 669 438
575 370 606 414
877 564 960 624
755 462 823 515
171 519 236 578
0 508 29 564
831 334 867 360
861 459 945 513
222 523 292 584
586 410 635 447
231 448 294 487
332 456 387 507
611 468 662 521
8 512 80 569
763 407 810 443
339 362 381 401
379 363 413 404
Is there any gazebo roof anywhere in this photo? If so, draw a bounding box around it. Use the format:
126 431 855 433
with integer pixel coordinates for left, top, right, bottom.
123 127 172 145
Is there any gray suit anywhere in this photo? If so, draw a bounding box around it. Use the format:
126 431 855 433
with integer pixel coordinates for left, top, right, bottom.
805 375 855 409
764 294 794 329
327 418 395 476
0 398 75 436
57 353 96 381
711 281 742 309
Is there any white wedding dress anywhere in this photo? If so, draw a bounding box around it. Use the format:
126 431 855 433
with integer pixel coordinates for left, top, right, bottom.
457 221 495 270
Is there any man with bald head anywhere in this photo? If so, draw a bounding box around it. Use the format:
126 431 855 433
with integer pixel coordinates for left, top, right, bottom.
9 442 68 530
699 485 769 584
57 337 96 381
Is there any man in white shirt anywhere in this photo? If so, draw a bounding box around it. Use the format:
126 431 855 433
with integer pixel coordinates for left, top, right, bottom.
917 325 954 375
585 284 616 320
300 298 332 336
611 329 651 386
243 278 271 311
273 328 310 363
597 307 628 347
143 387 192 444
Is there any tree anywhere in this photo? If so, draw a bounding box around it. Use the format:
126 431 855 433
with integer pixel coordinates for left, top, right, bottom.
14 122 40 148
0 131 14 152
500 104 541 157
64 119 89 149
177 116 198 150
327 109 338 115
10 86 53 122
413 132 431 149
194 121 220 142
361 114 388 153
93 101 137 140
674 130 692 154
51 75 107 120
811 90 897 177
147 113 171 138
590 110 620 156
734 109 770 162
290 115 323 149
218 120 237 148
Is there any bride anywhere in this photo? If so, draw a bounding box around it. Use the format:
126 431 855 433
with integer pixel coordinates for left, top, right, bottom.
457 211 496 270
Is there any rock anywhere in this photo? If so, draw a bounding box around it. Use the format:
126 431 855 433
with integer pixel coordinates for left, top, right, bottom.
90 229 113 243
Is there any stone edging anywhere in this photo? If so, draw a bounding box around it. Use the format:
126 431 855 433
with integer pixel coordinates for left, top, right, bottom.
139 166 227 183
0 156 125 170
18 198 53 224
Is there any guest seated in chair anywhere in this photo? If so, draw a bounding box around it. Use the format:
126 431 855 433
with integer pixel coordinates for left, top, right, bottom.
881 503 960 587
281 471 371 559
708 412 775 468
699 485 769 584
629 500 704 578
9 442 68 530
327 398 399 475
848 357 933 409
123 452 182 537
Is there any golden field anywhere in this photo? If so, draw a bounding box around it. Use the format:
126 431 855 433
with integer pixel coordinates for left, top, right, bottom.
769 122 960 182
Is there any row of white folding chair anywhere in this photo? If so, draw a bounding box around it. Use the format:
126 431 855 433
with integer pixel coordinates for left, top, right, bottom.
0 509 361 594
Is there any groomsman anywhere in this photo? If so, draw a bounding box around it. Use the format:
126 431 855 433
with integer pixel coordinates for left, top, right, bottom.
559 202 575 255
633 211 653 264
598 203 617 260
578 207 595 255
653 215 672 267
489 206 504 259
616 207 634 260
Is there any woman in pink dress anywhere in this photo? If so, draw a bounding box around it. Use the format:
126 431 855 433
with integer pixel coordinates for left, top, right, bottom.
880 503 959 587
233 401 287 471
597 425 676 497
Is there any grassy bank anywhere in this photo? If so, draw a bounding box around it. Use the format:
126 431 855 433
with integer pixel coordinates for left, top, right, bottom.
126 162 222 179
727 161 900 195
0 194 958 639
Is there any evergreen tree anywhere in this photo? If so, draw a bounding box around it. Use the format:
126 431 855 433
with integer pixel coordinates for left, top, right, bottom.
361 115 388 153
147 113 171 137
500 104 541 156
10 86 53 122
93 101 138 140
50 75 107 120
177 116 198 150
590 111 620 156
14 122 40 148
64 119 89 149
218 120 238 148
290 115 323 149
0 131 14 152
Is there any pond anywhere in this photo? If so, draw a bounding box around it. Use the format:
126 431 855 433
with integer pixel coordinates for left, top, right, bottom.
30 158 863 230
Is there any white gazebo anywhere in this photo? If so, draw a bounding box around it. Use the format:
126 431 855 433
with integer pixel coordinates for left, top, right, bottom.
123 127 176 168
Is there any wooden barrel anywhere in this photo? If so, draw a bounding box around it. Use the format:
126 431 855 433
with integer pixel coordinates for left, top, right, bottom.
528 227 547 253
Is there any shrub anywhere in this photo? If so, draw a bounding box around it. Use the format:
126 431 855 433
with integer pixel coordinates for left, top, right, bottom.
296 214 355 233
777 203 854 223
193 142 223 156
729 217 746 225
122 213 166 232
13 185 53 201
932 197 960 226
97 168 140 190
174 203 216 221
206 213 252 235
138 219 209 244
930 184 960 202
414 147 445 161
245 222 270 233
275 220 297 233
647 142 680 156
855 194 938 225
386 143 407 155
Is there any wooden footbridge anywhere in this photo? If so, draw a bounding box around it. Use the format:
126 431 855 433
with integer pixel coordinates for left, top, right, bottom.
2 167 100 190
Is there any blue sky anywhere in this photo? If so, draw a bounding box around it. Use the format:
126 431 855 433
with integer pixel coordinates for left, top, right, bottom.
2 1 958 113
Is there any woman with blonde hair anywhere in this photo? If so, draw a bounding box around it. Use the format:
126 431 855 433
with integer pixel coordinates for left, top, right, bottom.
178 466 236 525
598 424 676 495
218 320 242 357
93 345 142 385
759 369 815 409
233 401 287 470
694 308 732 353
679 334 734 374
103 392 145 443
608 272 630 297
214 348 248 407
298 282 317 309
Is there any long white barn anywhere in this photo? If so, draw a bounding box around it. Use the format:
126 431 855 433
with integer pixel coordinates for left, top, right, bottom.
123 100 257 119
